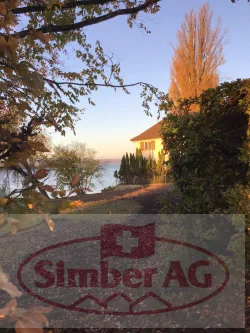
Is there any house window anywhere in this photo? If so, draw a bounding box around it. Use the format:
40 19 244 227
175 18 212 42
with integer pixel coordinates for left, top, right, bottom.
140 141 155 151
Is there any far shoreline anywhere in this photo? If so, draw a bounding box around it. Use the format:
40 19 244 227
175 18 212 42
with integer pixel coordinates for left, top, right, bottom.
100 158 121 165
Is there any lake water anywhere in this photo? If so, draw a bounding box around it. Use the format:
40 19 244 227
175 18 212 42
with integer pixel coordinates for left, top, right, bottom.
1 164 120 195
84 163 120 193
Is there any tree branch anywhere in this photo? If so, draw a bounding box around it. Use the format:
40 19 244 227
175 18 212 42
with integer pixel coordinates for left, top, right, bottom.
44 77 163 100
12 0 114 15
4 0 160 38
44 77 150 88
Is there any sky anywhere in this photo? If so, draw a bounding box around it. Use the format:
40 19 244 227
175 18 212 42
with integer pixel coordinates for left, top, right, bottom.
51 0 250 159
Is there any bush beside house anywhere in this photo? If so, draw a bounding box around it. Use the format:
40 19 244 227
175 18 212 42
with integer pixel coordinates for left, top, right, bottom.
161 79 249 216
114 148 168 185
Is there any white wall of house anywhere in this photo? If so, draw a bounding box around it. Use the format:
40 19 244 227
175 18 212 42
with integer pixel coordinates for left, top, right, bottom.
134 138 165 161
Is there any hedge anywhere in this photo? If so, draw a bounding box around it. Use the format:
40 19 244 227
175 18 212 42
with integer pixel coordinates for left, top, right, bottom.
161 79 249 215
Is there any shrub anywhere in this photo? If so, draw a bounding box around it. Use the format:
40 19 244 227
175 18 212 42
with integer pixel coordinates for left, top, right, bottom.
161 79 250 214
115 148 168 184
48 142 103 194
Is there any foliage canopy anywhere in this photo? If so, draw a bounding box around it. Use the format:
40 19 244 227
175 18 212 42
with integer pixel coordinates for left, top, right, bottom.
168 3 227 108
162 79 249 214
48 141 103 194
0 0 161 203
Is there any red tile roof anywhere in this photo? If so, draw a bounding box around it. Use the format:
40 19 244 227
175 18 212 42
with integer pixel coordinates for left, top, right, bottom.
130 121 162 142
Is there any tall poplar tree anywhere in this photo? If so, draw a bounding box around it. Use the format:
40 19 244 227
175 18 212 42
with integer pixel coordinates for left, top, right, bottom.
169 3 228 108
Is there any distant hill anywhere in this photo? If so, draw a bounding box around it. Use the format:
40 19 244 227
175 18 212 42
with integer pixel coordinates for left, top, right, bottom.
100 158 121 165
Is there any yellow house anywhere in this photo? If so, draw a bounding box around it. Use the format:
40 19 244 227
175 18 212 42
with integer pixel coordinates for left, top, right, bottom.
130 121 166 161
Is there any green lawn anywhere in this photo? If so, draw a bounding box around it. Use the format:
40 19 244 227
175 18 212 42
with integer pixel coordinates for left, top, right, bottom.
1 197 142 235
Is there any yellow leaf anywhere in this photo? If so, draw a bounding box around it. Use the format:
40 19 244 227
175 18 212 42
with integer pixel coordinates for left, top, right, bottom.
42 215 55 231
0 3 7 16
0 44 12 59
51 191 58 198
0 309 8 318
34 31 50 44
8 0 20 10
0 198 8 207
70 200 84 208
0 36 7 45
28 141 50 152
4 12 18 27
7 36 19 51
22 72 44 90
58 189 66 198
28 204 33 209
47 219 55 231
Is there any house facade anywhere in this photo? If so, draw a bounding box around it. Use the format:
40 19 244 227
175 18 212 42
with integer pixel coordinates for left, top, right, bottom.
130 121 166 161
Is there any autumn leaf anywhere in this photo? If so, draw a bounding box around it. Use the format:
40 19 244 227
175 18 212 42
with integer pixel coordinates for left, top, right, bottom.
7 36 19 52
0 298 18 319
42 215 55 231
31 118 43 127
0 278 22 298
0 44 12 59
58 189 66 198
4 12 18 28
38 185 54 192
15 305 52 333
34 31 50 45
28 204 33 209
71 174 80 187
72 187 92 193
28 141 50 153
0 198 8 207
51 191 58 198
22 71 44 90
0 269 22 299
22 312 48 326
0 36 7 46
48 119 60 131
4 150 35 167
16 319 43 333
8 0 20 10
69 200 84 208
5 298 17 311
47 219 55 231
0 3 7 16
0 307 9 319
34 169 49 179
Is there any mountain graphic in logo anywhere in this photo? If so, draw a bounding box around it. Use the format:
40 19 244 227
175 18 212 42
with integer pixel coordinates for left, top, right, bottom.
69 292 172 314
